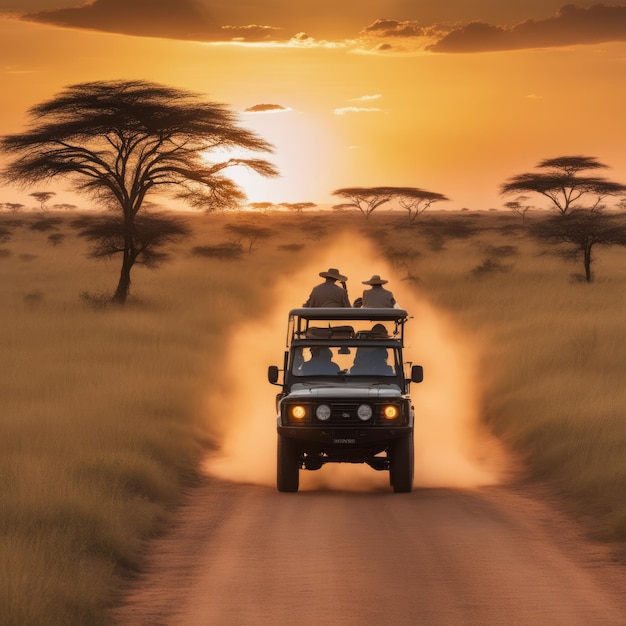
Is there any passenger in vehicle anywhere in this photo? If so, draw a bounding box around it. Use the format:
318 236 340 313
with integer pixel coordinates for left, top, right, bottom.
350 347 394 375
360 275 396 308
303 268 350 307
367 348 394 375
349 348 371 374
300 347 341 375
369 323 389 338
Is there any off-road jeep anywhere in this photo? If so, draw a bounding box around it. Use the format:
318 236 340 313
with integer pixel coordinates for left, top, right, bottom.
268 307 423 493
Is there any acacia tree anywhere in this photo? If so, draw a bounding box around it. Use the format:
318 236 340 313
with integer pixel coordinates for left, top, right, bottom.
280 202 317 214
224 222 274 252
397 188 449 222
531 209 626 282
248 202 275 214
504 195 533 224
0 79 277 303
3 202 24 214
333 186 448 221
29 190 56 211
501 155 626 214
331 187 397 220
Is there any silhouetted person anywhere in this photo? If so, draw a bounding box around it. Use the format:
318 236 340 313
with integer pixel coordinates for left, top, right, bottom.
303 268 350 307
300 347 340 375
360 274 396 308
367 347 394 375
350 347 393 375
369 323 389 338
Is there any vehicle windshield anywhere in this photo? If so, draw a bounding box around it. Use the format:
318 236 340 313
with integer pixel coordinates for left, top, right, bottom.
292 346 398 377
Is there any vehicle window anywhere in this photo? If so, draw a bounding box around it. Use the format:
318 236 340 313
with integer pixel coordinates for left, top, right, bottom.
292 347 397 376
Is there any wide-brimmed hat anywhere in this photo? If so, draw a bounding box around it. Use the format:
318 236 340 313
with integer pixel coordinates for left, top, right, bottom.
319 268 347 281
362 274 388 285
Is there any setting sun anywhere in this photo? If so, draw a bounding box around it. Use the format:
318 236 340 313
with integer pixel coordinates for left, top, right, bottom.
2 2 625 211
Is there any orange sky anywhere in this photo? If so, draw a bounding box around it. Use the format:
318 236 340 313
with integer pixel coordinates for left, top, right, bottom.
1 2 625 210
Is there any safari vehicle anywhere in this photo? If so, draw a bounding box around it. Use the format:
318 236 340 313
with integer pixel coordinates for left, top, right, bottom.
268 307 423 493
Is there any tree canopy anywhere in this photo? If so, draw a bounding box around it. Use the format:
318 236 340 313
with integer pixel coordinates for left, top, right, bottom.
500 155 626 214
397 188 449 222
0 79 278 302
280 202 317 214
504 195 533 224
332 186 397 219
332 186 448 220
29 191 56 211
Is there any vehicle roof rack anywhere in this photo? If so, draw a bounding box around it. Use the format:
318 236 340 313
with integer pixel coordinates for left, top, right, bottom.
288 307 408 321
285 308 410 347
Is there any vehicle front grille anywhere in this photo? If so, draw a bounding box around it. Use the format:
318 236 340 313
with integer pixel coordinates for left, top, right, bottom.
323 403 366 424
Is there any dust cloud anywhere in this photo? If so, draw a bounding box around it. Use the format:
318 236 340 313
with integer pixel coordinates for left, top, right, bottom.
204 234 509 491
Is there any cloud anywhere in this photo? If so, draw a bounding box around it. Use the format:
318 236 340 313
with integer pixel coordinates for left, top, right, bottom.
243 103 290 113
19 0 286 42
221 24 283 42
361 18 425 38
349 94 382 101
22 0 219 40
356 17 450 54
284 32 348 49
1 65 41 75
16 1 625 53
428 4 626 53
334 106 384 115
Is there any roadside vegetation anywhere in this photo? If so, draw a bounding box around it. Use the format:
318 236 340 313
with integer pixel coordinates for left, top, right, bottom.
377 212 626 543
0 208 625 624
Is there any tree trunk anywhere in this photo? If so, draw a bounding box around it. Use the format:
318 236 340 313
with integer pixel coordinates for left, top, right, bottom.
112 244 134 304
583 244 593 283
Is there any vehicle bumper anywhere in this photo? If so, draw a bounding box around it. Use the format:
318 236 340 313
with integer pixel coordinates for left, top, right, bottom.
277 423 412 448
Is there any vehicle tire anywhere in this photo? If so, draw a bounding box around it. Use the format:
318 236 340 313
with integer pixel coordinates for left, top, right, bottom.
390 434 414 493
277 435 300 492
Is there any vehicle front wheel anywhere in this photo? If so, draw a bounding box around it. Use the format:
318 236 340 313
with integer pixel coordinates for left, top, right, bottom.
277 435 300 492
390 434 414 493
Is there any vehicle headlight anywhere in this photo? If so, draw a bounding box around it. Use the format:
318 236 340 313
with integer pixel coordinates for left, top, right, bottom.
315 404 331 421
382 405 399 420
290 405 307 420
357 404 373 421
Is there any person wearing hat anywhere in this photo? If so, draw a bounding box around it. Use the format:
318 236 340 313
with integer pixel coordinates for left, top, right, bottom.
361 275 396 308
300 347 341 375
303 268 350 307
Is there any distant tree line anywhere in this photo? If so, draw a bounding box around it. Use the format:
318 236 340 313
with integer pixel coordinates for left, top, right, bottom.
2 78 626 298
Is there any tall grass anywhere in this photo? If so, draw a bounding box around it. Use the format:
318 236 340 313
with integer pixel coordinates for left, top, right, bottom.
376 213 626 542
0 209 625 624
0 211 312 625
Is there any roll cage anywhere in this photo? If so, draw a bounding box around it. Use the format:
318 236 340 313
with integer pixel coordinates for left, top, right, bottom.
285 308 410 348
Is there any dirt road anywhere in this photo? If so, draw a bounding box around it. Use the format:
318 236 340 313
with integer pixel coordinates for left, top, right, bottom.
112 475 626 626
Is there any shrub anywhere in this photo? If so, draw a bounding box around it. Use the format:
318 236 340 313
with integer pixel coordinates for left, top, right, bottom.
191 242 243 261
29 217 63 232
48 233 65 246
471 257 513 277
0 226 12 242
277 243 305 252
484 244 518 258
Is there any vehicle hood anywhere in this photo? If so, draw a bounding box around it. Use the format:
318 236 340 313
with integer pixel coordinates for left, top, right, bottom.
286 384 402 399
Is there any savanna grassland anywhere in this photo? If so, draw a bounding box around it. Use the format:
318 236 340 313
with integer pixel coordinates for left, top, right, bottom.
1 207 625 625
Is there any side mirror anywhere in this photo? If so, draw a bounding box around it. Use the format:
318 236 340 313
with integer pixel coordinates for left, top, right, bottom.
268 365 280 384
411 365 423 383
